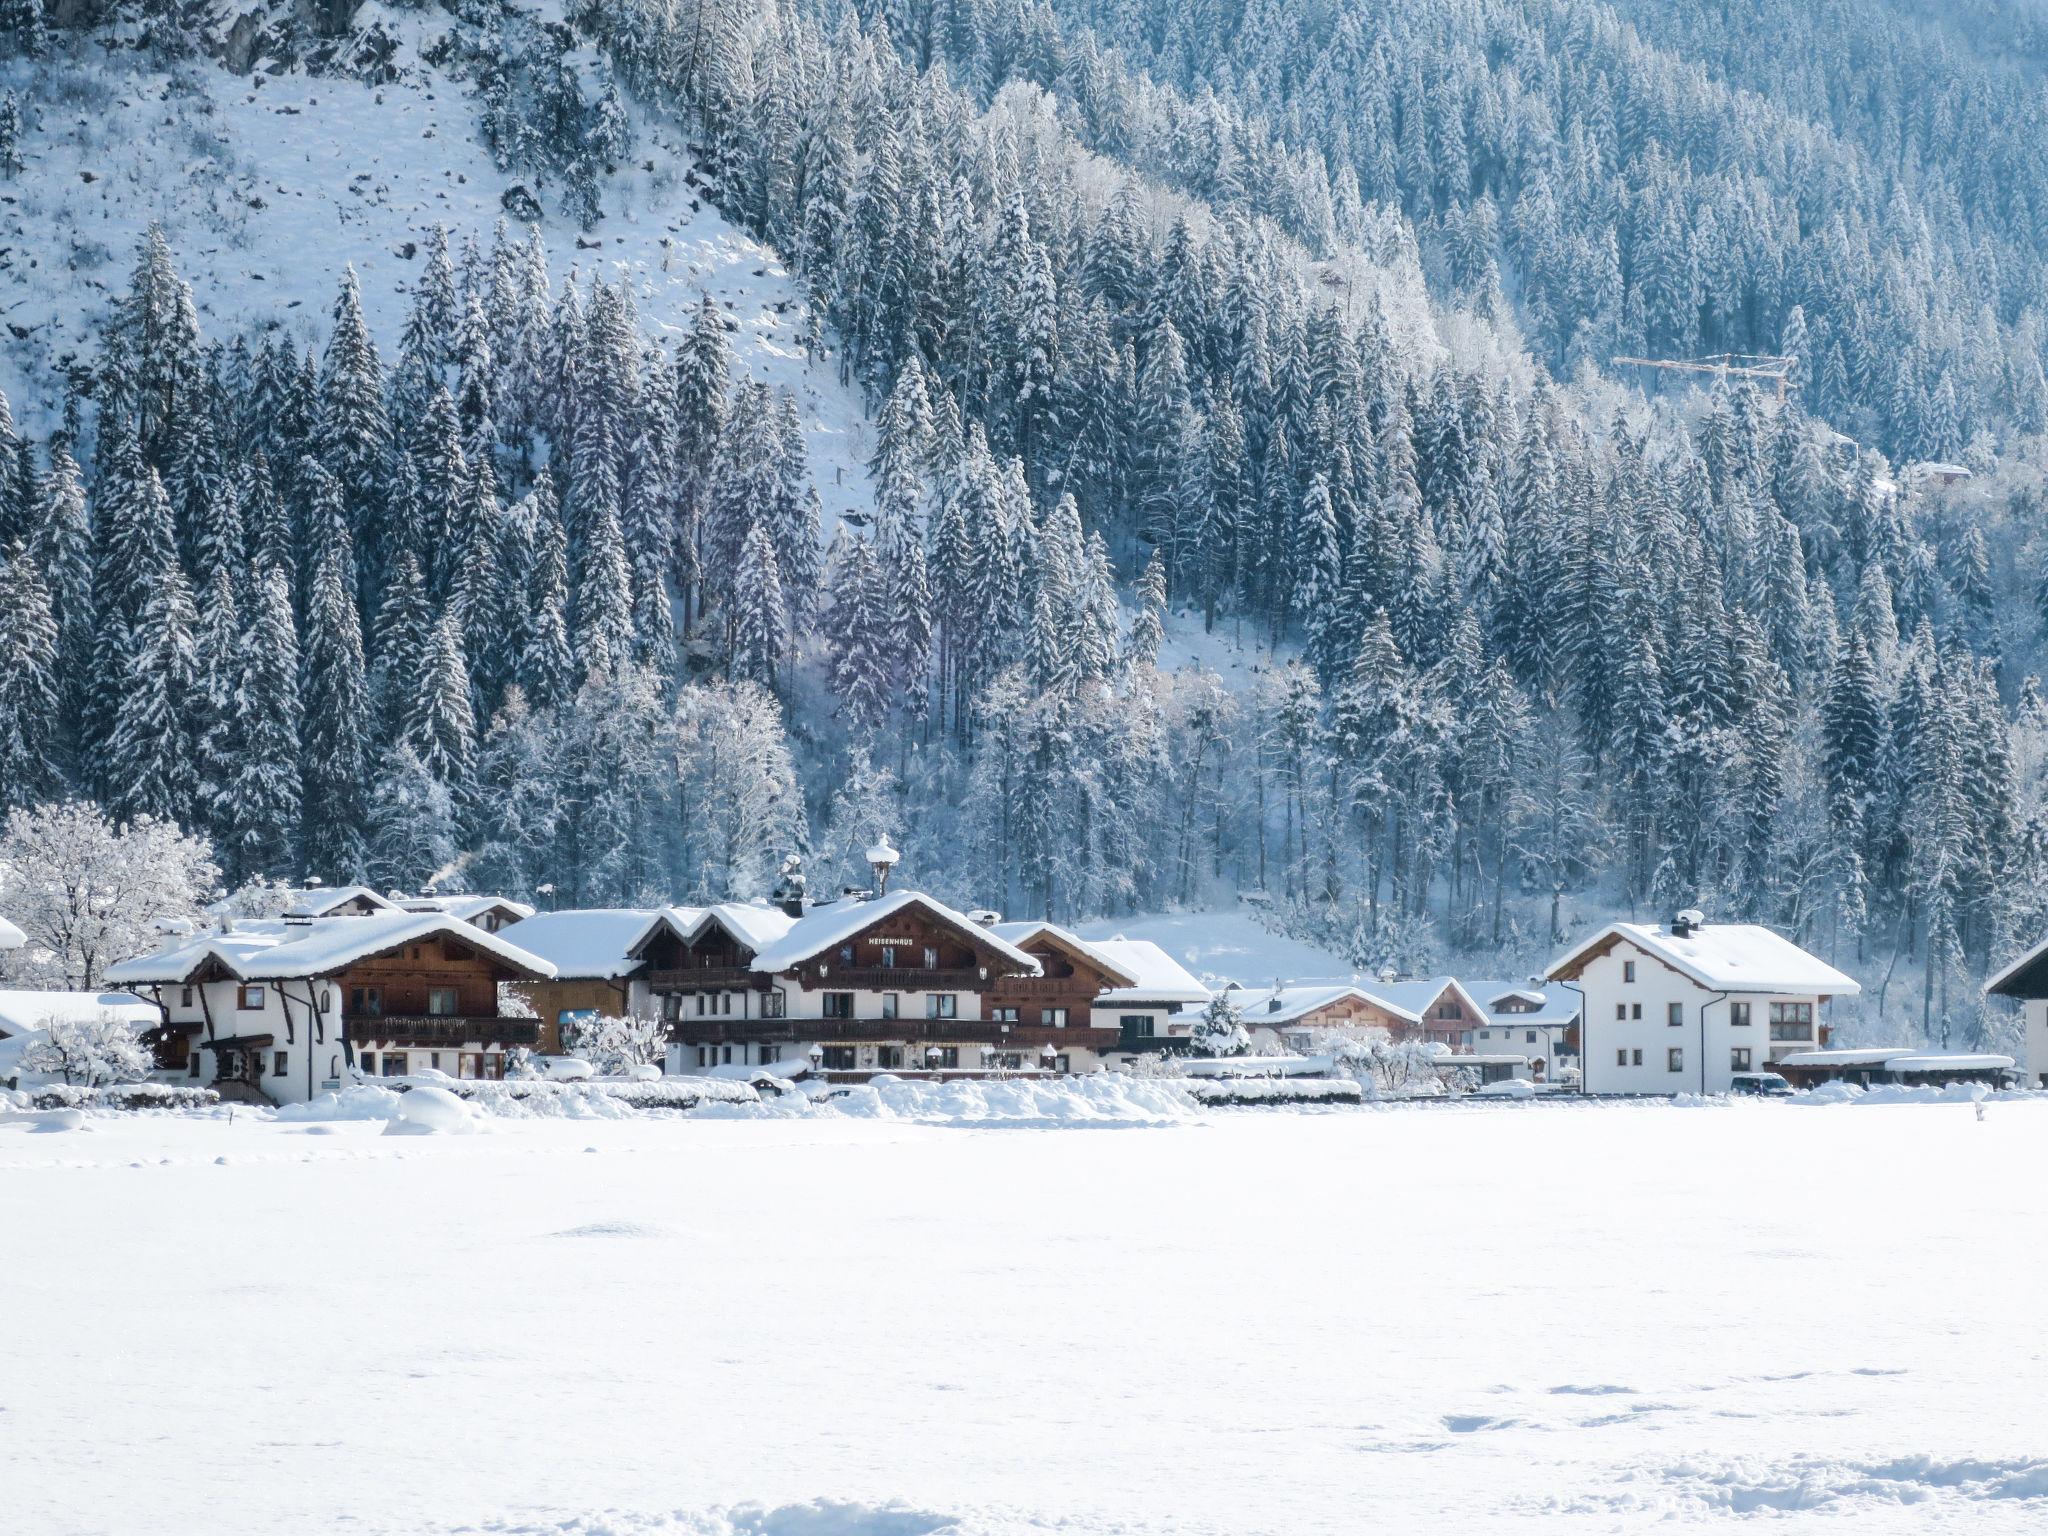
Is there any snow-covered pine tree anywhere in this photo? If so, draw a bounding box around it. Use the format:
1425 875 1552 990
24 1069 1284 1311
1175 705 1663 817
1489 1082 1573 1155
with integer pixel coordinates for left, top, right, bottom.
0 540 60 813
827 536 893 736
730 519 789 692
300 546 371 881
218 565 302 884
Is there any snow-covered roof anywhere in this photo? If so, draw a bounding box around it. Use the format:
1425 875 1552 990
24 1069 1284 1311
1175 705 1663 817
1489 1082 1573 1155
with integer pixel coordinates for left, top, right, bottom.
745 891 1041 975
1546 922 1860 996
1356 975 1488 1023
1183 983 1381 1027
1090 939 1210 1003
0 915 25 951
987 922 1210 1003
208 884 399 919
1773 1048 1916 1068
500 909 674 980
398 894 537 925
0 988 158 1037
104 913 557 986
682 901 801 956
1467 980 1583 1027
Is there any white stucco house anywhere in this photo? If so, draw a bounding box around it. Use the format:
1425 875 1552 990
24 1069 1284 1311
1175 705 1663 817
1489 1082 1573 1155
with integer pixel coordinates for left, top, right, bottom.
1546 911 1860 1095
1982 937 2048 1088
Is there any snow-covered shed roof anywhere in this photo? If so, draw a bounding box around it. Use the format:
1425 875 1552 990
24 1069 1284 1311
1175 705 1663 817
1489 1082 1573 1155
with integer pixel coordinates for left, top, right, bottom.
746 891 1041 975
0 915 25 951
500 909 676 980
987 921 1209 1003
0 989 158 1038
1466 980 1583 1027
104 913 556 986
1546 922 1860 996
1885 1053 2013 1074
1772 1048 1916 1068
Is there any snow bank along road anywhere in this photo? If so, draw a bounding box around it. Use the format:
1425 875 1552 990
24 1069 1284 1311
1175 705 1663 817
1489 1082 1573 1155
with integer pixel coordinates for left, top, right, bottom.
5 1101 2047 1535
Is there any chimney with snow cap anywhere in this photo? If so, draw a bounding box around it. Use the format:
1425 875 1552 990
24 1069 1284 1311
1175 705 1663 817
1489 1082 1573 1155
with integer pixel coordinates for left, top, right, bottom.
772 853 808 918
866 834 901 895
1670 908 1705 938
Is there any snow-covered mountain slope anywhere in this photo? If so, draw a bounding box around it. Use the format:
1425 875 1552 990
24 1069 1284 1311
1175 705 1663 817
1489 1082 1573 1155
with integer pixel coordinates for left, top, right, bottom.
0 6 876 530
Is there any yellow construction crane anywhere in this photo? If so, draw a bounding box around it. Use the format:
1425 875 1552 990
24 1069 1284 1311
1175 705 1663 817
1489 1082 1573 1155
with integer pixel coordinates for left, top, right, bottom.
1611 352 1797 404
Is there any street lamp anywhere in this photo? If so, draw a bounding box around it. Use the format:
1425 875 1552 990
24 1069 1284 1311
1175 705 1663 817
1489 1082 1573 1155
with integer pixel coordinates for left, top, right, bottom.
924 1044 944 1076
807 1044 824 1075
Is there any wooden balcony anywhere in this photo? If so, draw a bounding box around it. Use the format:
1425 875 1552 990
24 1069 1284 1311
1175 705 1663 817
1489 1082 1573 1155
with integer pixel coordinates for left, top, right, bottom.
647 966 760 990
345 1015 541 1047
668 1017 1120 1050
814 966 988 989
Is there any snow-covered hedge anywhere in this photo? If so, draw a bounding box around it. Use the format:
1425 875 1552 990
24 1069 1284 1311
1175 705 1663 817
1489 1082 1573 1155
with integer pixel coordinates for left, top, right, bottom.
415 1075 762 1115
797 1072 1200 1126
26 1082 220 1112
1183 1078 1364 1108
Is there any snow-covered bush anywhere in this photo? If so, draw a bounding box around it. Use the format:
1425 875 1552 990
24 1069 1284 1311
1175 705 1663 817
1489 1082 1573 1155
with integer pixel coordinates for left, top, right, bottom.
0 803 218 988
1189 992 1250 1056
20 1010 153 1088
562 1013 667 1076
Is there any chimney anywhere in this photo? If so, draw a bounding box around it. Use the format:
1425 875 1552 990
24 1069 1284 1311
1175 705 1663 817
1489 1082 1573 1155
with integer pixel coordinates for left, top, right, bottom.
1671 908 1705 938
302 875 324 891
773 853 808 919
866 834 901 896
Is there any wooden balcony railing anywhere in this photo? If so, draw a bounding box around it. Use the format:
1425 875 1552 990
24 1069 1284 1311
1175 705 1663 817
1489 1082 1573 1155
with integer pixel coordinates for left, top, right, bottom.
817 966 1006 988
647 966 759 989
345 1015 541 1047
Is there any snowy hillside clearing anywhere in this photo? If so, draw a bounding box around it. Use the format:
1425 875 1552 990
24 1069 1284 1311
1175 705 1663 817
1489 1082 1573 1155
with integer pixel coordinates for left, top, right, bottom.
0 9 878 531
8 1099 2045 1534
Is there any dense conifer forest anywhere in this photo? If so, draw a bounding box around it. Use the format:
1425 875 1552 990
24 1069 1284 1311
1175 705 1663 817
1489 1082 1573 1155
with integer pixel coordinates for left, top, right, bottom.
3 0 2048 1041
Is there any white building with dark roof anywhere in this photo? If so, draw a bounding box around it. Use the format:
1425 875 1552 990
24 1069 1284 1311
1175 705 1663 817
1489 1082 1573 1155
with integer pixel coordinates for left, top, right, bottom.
1547 910 1859 1095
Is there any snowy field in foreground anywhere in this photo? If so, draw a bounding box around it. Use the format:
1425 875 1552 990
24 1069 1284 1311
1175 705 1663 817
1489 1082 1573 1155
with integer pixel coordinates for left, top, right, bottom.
5 1099 2047 1535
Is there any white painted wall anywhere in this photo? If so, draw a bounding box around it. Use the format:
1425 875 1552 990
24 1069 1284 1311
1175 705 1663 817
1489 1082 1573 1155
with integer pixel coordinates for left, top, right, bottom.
2025 999 2048 1089
1470 1021 1575 1079
1575 939 1827 1095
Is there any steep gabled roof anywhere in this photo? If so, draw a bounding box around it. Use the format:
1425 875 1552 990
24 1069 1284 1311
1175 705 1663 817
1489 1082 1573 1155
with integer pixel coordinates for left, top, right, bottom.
747 891 1041 975
105 913 557 986
988 921 1213 1003
680 901 800 956
1546 922 1860 996
990 920 1139 985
